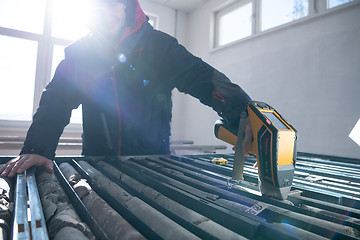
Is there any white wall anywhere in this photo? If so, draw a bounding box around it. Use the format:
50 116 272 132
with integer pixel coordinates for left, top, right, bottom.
176 1 360 158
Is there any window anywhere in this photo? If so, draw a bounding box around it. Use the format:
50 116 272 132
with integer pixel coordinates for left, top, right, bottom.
0 36 38 120
214 0 357 48
261 0 309 31
1 1 159 125
0 0 46 34
328 0 354 8
215 1 253 46
51 0 91 40
0 0 91 124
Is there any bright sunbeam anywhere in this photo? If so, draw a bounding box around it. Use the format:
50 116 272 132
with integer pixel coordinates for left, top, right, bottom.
52 0 95 40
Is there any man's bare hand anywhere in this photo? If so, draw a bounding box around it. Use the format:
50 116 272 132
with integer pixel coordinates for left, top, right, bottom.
0 154 53 178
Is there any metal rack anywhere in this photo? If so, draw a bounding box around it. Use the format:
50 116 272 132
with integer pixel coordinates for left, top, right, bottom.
13 169 48 240
1 153 360 239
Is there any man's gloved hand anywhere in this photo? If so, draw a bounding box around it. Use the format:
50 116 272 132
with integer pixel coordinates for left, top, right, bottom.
0 154 53 178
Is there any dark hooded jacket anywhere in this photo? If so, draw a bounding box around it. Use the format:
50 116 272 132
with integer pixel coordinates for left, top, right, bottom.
20 0 251 159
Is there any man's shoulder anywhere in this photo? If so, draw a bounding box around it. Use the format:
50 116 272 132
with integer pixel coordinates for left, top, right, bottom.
140 29 178 51
149 28 176 42
64 35 94 57
138 22 175 42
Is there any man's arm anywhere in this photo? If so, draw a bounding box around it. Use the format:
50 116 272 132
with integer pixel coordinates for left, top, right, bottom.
154 32 251 128
1 51 81 177
20 58 80 159
152 31 253 153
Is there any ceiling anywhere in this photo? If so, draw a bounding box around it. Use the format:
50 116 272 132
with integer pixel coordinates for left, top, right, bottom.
147 0 208 13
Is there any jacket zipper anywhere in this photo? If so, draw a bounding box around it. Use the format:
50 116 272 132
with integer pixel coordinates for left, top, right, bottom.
111 63 122 156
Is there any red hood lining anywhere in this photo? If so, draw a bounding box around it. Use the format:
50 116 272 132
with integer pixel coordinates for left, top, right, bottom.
119 0 147 44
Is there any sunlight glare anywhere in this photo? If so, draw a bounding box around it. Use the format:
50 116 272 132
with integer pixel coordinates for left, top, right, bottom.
0 36 37 120
52 0 94 40
0 0 46 34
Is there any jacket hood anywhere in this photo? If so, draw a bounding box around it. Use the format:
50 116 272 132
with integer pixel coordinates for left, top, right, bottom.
88 0 147 45
120 0 147 43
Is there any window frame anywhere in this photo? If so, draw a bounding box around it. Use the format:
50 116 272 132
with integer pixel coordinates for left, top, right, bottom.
214 0 255 47
0 0 80 133
213 0 360 49
0 1 161 136
259 0 310 32
327 0 355 9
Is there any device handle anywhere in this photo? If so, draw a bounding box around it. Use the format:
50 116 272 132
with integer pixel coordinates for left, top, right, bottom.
232 111 248 180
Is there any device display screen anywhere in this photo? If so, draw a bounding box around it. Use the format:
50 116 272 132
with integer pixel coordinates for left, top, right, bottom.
263 112 289 130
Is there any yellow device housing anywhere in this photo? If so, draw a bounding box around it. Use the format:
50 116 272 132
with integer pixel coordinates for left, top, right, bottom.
215 101 297 199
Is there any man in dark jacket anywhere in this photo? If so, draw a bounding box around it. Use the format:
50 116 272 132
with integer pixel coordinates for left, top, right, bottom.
0 0 252 178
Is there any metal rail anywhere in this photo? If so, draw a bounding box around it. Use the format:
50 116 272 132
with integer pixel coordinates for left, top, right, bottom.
26 169 48 239
12 169 48 240
184 154 360 207
122 156 359 239
52 161 110 240
70 159 199 240
12 173 29 240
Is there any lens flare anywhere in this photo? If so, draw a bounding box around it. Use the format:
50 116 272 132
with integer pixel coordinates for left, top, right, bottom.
142 79 149 86
118 53 127 63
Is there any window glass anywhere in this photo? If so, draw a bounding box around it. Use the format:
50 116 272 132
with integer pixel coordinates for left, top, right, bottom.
52 45 83 124
261 0 309 31
52 0 91 40
328 0 353 8
0 0 46 34
0 36 38 120
217 2 253 46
